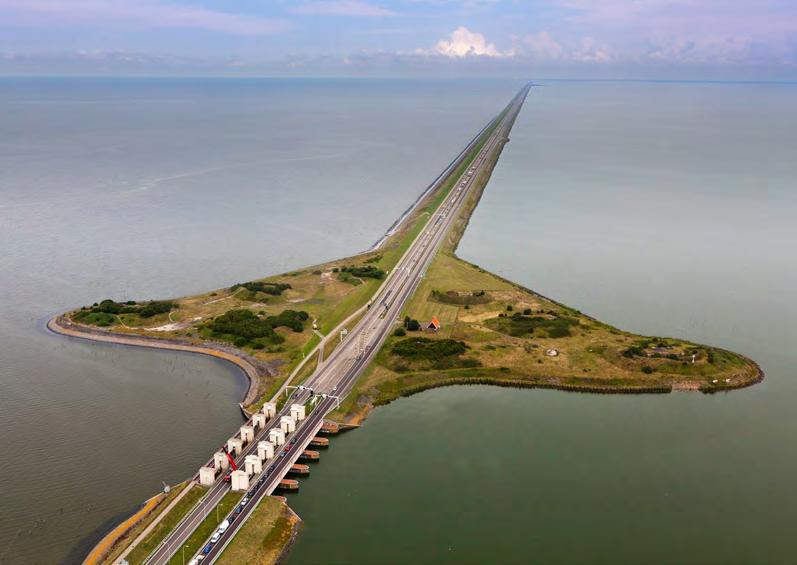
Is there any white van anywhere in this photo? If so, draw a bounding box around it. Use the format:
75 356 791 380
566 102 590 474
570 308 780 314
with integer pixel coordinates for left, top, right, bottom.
217 519 231 534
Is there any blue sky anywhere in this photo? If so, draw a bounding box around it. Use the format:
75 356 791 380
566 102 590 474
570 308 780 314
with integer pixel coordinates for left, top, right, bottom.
1 0 795 79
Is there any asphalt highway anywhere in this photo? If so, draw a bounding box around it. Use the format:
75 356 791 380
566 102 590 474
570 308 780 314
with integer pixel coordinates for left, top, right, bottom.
143 82 530 565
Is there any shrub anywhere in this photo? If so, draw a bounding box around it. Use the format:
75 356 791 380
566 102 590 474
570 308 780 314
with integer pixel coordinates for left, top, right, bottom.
641 366 655 374
506 305 513 311
234 337 248 347
394 328 406 337
403 317 421 331
77 299 174 321
622 346 645 358
207 308 308 345
487 313 577 339
231 281 292 296
392 337 467 360
138 301 175 318
340 265 385 279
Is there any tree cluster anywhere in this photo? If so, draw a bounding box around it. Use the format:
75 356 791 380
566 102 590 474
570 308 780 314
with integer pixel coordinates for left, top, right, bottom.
231 281 292 296
207 308 309 347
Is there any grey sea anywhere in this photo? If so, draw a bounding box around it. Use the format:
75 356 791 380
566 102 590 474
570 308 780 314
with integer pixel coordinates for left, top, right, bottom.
1 78 795 564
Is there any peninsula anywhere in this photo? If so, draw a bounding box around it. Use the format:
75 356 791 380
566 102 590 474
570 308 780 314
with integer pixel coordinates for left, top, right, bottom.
52 83 762 565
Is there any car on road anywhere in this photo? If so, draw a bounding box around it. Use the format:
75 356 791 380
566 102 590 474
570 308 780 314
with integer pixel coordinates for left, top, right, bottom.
210 532 221 544
241 497 249 506
290 437 297 444
202 544 212 555
235 505 243 515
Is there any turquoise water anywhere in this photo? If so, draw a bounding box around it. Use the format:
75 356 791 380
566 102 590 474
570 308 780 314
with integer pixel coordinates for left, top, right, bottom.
0 78 521 564
284 81 797 564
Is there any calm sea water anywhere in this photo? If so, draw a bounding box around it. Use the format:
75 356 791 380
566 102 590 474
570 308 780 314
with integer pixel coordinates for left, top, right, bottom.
285 81 797 564
0 78 521 564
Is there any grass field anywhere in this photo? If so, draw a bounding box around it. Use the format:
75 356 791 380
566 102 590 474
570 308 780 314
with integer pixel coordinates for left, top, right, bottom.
216 497 299 565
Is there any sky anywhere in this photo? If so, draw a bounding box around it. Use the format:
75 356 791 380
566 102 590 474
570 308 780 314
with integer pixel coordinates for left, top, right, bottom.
0 0 795 79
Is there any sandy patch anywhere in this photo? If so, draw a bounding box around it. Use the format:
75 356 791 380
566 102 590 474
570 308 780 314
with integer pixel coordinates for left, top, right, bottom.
145 316 201 332
459 310 502 323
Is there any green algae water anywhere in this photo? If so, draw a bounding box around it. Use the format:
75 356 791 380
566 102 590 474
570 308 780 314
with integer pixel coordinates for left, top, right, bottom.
285 81 797 564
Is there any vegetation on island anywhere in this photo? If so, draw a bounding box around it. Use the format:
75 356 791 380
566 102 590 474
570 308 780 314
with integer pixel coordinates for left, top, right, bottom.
73 299 175 326
205 309 309 348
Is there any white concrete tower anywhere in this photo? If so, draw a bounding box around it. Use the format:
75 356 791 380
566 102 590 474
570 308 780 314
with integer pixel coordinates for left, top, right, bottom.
258 441 275 460
268 428 285 446
252 413 266 430
262 402 277 419
280 416 296 434
199 466 216 486
244 454 262 475
231 470 249 492
290 403 306 422
240 425 255 444
214 451 229 470
227 437 243 456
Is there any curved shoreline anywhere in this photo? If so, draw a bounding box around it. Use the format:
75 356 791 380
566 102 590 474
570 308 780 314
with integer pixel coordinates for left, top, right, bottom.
339 355 765 426
47 314 265 407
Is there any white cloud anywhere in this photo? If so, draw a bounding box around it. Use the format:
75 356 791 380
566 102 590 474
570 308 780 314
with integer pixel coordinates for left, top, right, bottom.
432 26 507 58
647 35 754 64
293 1 397 17
522 32 565 60
572 37 612 63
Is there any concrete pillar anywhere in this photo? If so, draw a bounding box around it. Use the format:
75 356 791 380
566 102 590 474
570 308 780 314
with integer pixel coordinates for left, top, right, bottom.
258 441 275 461
231 470 249 492
262 402 276 419
214 452 229 470
280 416 296 434
252 413 266 430
269 428 285 446
240 425 255 444
199 466 216 486
227 438 243 456
290 403 306 421
244 454 262 475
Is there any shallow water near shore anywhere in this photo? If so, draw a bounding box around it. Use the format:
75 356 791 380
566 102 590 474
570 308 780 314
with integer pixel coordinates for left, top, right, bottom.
285 81 797 564
0 77 519 564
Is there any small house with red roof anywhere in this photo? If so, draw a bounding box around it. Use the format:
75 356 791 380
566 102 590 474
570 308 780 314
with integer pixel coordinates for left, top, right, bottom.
426 316 441 332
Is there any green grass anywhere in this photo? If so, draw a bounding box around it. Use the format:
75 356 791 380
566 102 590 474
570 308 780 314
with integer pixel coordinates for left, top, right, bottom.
126 485 207 565
216 498 294 565
166 492 242 565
